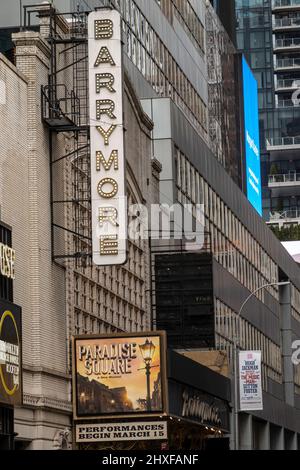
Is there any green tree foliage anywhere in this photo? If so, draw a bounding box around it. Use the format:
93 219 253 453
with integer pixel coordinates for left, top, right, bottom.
270 224 300 241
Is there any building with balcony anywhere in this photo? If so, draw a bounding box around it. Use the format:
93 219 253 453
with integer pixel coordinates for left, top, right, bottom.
236 0 300 233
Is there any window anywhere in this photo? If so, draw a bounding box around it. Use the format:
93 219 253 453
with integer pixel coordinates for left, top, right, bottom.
251 51 265 68
250 32 264 48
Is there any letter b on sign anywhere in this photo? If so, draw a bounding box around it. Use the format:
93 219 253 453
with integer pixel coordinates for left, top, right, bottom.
95 19 113 39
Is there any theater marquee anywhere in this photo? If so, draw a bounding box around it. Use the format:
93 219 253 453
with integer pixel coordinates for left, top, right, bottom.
88 10 127 266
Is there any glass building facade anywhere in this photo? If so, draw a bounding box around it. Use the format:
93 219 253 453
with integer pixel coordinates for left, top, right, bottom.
236 0 300 226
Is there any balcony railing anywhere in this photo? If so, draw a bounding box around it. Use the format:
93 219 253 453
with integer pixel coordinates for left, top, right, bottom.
269 208 300 220
275 37 300 48
274 17 300 28
273 0 300 7
267 136 300 146
277 98 300 107
268 173 300 183
275 57 300 68
276 78 300 88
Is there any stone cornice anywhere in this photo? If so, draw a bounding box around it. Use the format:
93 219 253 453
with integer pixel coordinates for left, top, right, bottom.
22 394 72 414
23 364 71 380
12 32 51 67
124 72 154 134
151 157 162 175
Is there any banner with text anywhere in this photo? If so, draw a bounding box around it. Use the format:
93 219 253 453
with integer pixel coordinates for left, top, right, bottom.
76 421 168 443
239 351 263 411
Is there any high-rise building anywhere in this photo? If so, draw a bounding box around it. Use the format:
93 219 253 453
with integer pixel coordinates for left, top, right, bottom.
0 0 300 450
235 0 300 234
210 0 237 44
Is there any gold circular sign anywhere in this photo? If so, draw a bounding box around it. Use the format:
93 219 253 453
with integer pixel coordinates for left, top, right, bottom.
0 310 20 396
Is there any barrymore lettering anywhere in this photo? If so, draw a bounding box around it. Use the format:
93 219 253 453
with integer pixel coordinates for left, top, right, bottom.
88 10 126 266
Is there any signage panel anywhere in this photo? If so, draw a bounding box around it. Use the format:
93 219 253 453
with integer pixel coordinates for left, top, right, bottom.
0 299 22 406
168 380 230 433
242 56 262 216
88 10 127 265
239 350 263 411
76 421 168 443
73 331 167 420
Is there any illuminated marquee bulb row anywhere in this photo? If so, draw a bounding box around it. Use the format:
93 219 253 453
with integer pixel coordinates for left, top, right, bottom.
96 99 116 120
96 150 119 171
95 19 113 39
94 46 116 66
89 11 126 265
98 207 119 227
96 125 117 146
97 178 118 199
100 235 119 255
96 73 116 94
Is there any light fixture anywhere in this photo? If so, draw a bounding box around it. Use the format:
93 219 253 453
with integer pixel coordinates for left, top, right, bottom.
139 339 156 364
139 339 156 412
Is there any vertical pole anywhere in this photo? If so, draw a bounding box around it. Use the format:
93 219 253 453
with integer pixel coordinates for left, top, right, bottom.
146 364 151 411
233 281 290 450
19 0 22 31
233 336 239 450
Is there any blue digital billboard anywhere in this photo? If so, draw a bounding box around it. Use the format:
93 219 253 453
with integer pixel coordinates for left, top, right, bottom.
242 56 262 216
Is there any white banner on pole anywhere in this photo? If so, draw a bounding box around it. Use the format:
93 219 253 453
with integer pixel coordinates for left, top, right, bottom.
239 351 263 411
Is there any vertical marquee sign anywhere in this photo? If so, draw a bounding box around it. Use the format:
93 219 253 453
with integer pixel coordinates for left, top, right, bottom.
88 10 127 266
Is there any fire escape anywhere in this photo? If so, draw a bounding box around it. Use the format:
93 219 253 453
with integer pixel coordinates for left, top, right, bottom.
24 4 91 266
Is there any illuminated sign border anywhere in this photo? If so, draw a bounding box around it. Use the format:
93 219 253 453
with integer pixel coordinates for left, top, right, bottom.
72 331 168 421
88 10 127 266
